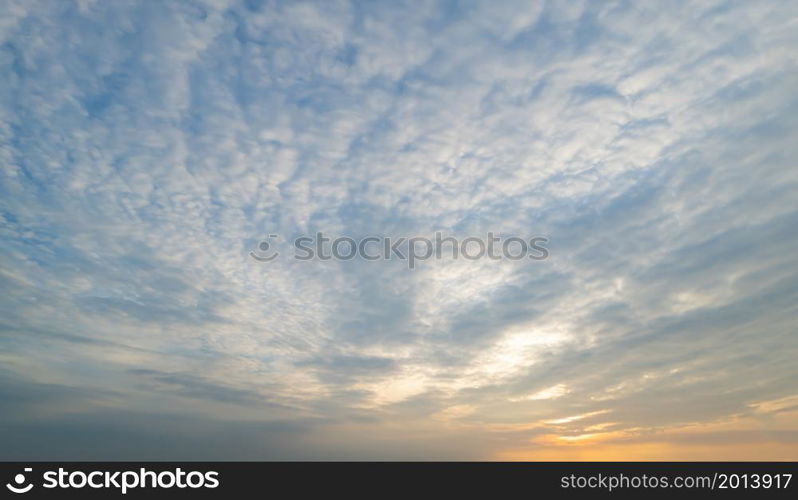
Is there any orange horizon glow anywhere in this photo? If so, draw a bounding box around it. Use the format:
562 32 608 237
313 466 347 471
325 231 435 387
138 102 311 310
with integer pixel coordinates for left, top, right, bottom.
493 408 798 461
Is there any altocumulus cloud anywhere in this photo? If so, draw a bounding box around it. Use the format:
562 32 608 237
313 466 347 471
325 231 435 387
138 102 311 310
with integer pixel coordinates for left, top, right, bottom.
1 0 798 460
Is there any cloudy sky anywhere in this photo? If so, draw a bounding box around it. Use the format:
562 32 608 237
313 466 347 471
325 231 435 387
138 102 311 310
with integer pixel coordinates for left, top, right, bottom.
1 0 797 460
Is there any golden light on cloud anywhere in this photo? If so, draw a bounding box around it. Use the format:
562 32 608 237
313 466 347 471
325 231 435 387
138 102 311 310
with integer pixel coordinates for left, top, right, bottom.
524 384 571 401
545 410 611 425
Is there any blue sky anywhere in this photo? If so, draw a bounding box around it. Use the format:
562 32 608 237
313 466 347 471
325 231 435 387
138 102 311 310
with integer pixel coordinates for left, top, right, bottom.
1 0 797 459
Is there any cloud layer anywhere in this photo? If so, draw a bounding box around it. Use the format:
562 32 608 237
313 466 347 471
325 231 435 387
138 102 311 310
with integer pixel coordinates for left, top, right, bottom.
1 0 797 459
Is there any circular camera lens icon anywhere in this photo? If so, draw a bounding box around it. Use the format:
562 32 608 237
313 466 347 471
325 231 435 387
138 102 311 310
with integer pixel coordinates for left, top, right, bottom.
250 234 279 262
6 468 33 494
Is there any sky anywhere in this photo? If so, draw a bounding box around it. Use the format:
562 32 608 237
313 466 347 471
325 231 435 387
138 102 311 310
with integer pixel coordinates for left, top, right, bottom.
1 0 797 460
